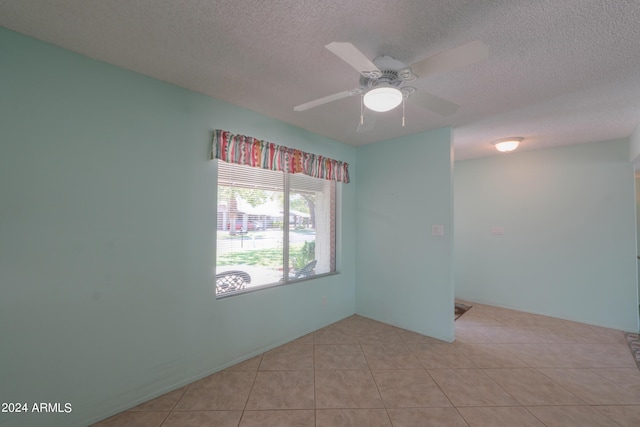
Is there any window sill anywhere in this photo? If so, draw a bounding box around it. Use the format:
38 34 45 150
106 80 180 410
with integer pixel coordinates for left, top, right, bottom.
215 271 339 300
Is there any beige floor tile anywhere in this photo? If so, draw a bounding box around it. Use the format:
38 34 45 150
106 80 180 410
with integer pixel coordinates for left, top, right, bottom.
356 329 405 345
527 405 620 427
475 325 549 344
544 324 627 345
329 314 369 332
372 369 452 408
537 368 640 404
239 410 315 426
458 406 545 427
586 328 628 345
174 371 256 410
410 343 476 369
590 368 640 393
259 342 314 370
501 343 637 368
454 326 493 344
314 325 359 345
454 343 529 368
569 343 637 367
428 368 520 407
333 315 395 337
291 333 315 345
162 411 242 427
315 369 384 408
331 320 403 343
455 310 505 326
127 386 187 411
90 411 168 427
93 303 640 427
386 407 468 426
594 405 640 427
245 370 315 410
518 326 574 343
397 328 449 344
488 311 557 329
361 343 423 369
482 368 585 405
227 354 263 371
316 409 391 427
498 343 572 367
314 344 368 370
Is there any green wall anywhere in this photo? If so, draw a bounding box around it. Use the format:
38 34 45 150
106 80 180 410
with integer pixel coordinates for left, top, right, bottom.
0 28 357 427
455 139 639 332
355 129 455 341
636 175 640 307
630 122 640 165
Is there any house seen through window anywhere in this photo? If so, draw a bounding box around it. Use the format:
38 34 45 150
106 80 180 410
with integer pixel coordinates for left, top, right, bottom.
216 161 336 296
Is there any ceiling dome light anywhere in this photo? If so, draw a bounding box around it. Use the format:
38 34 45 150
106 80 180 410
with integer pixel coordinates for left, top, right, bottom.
492 137 523 152
363 86 403 112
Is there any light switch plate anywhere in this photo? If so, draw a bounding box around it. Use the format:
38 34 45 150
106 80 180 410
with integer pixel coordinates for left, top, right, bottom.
491 226 505 235
432 225 444 236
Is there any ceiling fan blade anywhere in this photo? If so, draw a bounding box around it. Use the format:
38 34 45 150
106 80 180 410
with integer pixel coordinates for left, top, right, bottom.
410 40 489 78
294 90 356 112
325 42 381 77
408 91 459 116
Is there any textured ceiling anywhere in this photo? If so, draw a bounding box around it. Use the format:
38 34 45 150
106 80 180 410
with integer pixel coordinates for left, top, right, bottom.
2 0 640 160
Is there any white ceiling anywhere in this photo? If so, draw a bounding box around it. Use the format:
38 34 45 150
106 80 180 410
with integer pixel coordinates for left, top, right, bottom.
2 0 640 160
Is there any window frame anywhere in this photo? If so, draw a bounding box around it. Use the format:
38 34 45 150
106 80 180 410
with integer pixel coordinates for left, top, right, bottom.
215 161 338 298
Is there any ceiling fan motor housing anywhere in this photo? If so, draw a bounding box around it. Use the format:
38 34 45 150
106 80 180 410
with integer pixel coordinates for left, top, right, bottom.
360 56 416 97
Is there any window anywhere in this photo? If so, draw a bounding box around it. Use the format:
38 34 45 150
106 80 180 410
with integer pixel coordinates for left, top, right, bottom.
216 161 336 296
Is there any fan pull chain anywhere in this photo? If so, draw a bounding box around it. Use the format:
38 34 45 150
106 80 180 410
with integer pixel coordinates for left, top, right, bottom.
402 98 406 127
360 95 364 125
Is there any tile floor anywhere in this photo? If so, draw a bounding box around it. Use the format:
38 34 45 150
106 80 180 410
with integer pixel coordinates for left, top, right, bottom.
92 302 640 426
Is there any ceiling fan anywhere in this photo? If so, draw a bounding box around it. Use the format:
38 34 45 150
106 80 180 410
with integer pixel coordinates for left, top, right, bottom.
294 40 489 129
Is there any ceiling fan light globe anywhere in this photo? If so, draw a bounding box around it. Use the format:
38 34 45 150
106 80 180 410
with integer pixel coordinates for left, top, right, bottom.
492 137 523 152
363 87 403 112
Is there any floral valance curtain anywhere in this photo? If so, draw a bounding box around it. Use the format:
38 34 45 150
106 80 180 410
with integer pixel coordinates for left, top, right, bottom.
211 129 350 183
